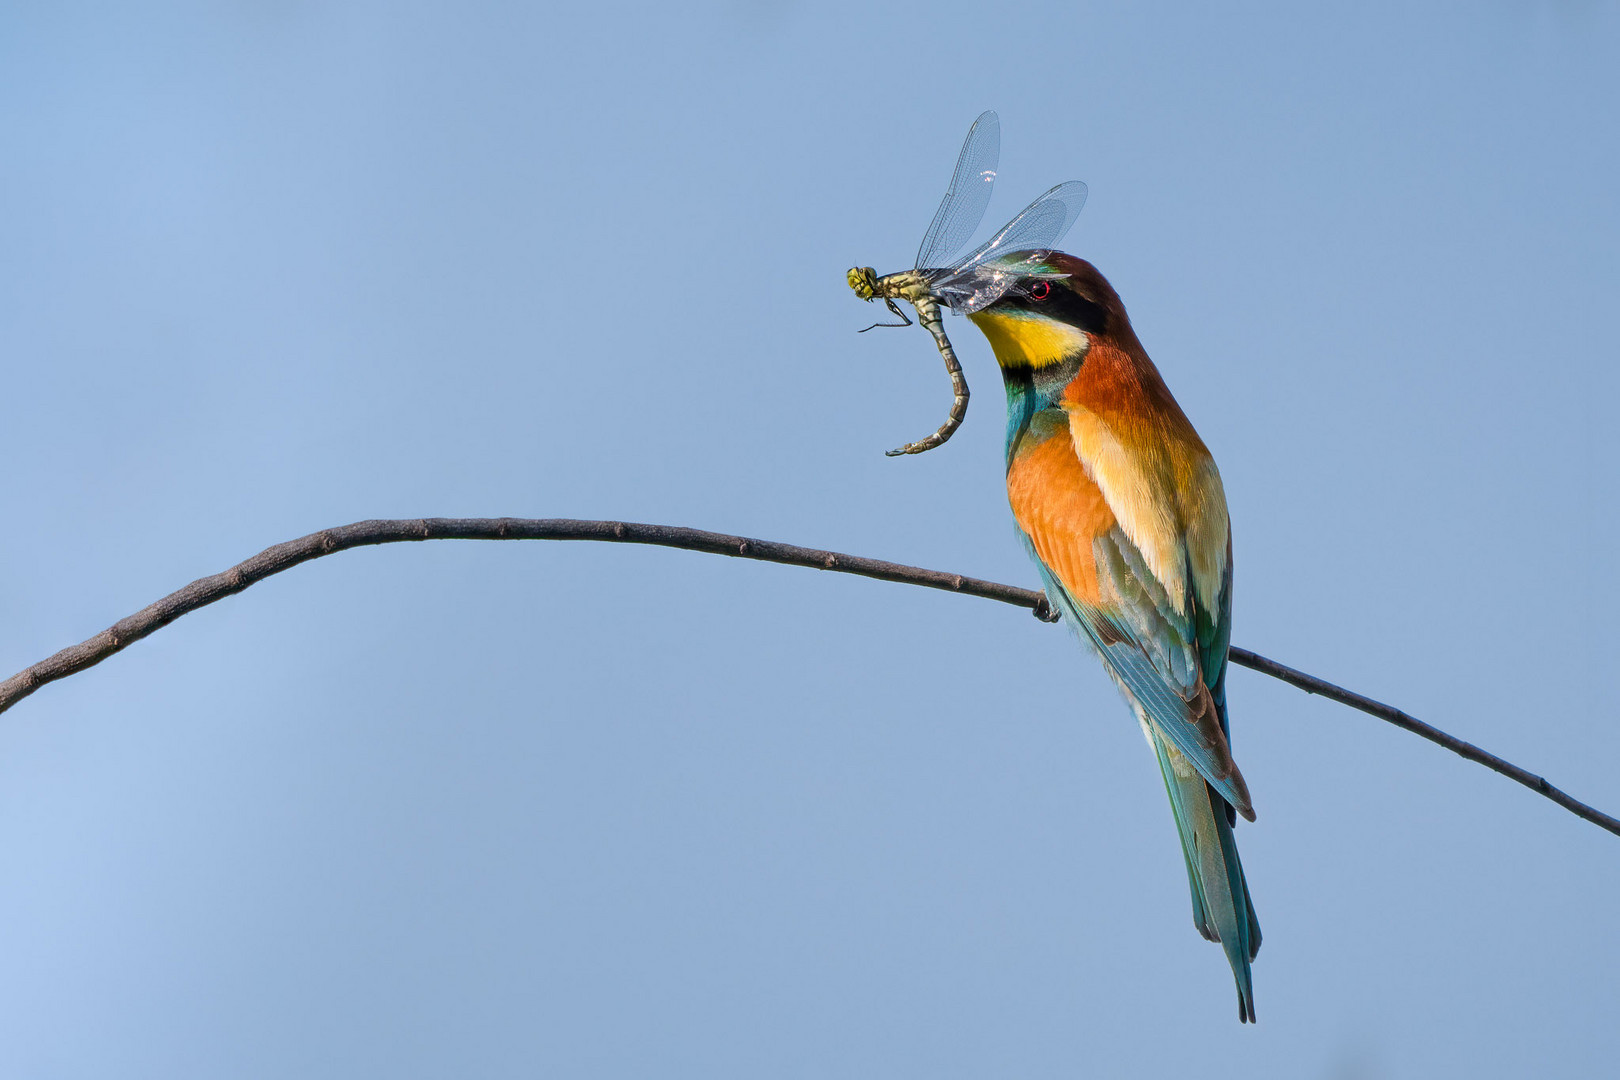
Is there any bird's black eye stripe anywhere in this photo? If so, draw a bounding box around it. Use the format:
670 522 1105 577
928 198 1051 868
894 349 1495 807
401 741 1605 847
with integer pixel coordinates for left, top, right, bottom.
1003 279 1109 336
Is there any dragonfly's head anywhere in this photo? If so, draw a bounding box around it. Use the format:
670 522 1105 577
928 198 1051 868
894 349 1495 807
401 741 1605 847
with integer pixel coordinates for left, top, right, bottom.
964 251 1137 373
846 266 880 301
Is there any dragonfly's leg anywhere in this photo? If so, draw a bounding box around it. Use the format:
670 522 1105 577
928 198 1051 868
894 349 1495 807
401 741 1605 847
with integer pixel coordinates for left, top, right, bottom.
858 298 913 333
886 299 970 457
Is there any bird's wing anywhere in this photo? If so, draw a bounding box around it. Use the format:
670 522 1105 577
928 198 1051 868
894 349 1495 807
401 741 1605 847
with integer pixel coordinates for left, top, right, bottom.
1008 428 1253 819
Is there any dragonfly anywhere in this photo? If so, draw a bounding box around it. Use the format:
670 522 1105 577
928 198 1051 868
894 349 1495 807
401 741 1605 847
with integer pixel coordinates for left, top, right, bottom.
848 111 1089 455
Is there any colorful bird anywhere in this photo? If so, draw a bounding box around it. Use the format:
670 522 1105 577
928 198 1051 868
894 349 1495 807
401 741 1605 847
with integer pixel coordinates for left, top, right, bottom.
968 253 1262 1024
849 113 1261 1022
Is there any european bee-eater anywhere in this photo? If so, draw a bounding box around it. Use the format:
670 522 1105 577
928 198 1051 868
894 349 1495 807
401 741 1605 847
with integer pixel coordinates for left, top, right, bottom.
968 251 1261 1022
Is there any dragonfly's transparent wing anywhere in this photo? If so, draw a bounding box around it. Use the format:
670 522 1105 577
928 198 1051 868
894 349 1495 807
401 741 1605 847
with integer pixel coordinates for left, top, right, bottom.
951 179 1088 273
927 180 1089 314
912 111 1000 271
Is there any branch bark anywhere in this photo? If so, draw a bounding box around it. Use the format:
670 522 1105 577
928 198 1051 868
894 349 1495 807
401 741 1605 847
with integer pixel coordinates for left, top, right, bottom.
3 517 1614 839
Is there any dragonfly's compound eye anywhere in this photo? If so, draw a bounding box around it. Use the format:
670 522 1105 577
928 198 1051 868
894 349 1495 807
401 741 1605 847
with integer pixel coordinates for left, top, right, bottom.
1029 280 1052 301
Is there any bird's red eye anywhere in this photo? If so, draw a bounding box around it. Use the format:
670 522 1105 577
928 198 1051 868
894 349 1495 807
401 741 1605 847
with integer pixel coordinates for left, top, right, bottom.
1029 281 1051 301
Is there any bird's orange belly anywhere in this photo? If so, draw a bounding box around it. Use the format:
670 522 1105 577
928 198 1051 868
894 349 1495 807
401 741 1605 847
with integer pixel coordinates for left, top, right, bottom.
1005 429 1117 608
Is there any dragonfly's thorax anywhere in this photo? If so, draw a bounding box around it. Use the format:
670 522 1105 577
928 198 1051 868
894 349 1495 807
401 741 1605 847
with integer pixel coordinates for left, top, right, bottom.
871 269 938 306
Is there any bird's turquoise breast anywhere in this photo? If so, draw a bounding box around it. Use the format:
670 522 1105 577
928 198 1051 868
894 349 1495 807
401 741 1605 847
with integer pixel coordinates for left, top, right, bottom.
1001 356 1082 467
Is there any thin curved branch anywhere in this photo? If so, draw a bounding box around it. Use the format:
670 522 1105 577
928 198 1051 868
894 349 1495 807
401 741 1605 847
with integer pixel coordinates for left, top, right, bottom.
2 517 1615 839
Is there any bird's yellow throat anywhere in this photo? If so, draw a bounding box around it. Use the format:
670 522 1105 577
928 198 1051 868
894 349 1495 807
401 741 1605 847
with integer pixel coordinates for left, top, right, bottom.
968 310 1090 371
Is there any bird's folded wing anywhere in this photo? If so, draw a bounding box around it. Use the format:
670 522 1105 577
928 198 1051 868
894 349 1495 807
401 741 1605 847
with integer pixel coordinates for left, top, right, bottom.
1029 524 1253 821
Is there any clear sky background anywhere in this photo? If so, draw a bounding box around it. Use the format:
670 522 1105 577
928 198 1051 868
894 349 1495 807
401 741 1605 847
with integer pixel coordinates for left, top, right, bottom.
2 3 1617 1077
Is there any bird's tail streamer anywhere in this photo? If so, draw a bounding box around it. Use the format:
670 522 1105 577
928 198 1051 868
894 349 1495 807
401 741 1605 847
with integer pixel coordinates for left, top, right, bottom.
1149 724 1262 1023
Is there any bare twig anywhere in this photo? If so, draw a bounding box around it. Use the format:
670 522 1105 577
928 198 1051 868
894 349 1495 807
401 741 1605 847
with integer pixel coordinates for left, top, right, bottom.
2 517 1614 839
1226 648 1618 836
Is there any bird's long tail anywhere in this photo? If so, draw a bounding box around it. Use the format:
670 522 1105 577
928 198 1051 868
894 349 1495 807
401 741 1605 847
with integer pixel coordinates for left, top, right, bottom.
1147 721 1262 1023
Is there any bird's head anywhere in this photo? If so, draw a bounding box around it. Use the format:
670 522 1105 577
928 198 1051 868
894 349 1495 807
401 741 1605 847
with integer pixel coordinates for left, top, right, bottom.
962 251 1136 373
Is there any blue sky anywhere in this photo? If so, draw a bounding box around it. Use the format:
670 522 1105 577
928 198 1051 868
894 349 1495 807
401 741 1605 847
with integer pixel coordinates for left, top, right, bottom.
1 2 1617 1076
